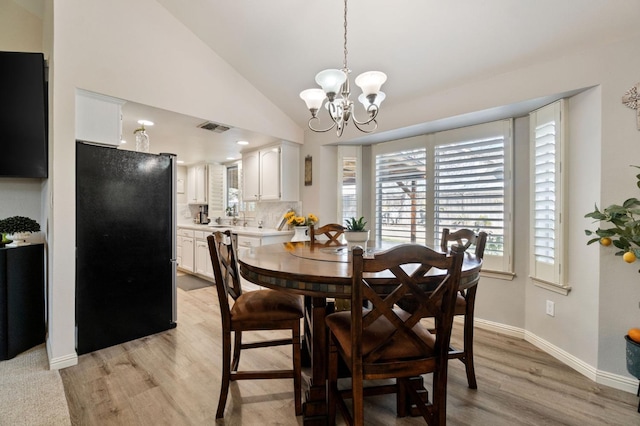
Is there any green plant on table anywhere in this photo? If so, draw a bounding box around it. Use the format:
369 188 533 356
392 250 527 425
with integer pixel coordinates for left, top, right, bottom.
345 216 367 232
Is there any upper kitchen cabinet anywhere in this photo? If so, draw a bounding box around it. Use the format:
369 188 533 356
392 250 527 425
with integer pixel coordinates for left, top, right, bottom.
0 52 48 178
242 142 299 202
187 163 208 204
76 89 125 146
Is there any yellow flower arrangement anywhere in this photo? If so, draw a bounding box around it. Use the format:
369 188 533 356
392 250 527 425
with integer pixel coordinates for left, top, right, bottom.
284 210 318 227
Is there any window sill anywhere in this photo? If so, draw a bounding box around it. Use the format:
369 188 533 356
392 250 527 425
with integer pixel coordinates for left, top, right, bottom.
530 276 571 295
480 269 516 281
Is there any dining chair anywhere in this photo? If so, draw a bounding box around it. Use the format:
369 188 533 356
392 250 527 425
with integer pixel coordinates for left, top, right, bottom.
310 223 345 246
326 244 465 426
207 231 303 418
438 228 487 389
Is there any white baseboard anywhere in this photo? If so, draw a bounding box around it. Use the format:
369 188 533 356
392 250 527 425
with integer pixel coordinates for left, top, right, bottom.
473 318 638 395
46 339 78 370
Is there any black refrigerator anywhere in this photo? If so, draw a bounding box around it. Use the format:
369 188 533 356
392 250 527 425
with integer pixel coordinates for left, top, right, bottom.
76 142 177 355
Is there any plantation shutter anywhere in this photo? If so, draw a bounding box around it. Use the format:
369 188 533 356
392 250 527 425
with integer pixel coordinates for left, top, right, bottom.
375 148 427 244
529 100 566 287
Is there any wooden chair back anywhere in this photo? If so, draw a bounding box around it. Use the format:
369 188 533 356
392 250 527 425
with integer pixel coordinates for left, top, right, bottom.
208 231 241 326
327 243 464 424
310 223 345 246
440 228 487 260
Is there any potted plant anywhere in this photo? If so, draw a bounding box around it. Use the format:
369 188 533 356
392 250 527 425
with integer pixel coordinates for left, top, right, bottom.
0 216 41 247
284 210 318 242
585 167 640 395
344 216 369 250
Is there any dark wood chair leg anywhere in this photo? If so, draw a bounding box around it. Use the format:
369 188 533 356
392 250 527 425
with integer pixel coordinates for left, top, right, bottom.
216 330 232 419
463 288 478 389
637 381 640 413
231 330 242 371
292 322 302 416
327 337 338 425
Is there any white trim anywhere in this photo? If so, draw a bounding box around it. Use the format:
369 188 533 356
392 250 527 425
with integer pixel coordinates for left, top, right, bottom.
46 340 78 370
474 319 638 394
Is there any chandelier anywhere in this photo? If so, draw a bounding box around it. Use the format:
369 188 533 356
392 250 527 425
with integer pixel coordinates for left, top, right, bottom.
299 0 387 137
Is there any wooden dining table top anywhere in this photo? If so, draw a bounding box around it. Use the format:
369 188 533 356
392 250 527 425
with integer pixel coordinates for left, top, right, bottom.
237 240 482 298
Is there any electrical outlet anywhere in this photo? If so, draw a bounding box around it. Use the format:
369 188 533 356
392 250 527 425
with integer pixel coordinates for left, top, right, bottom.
546 300 555 317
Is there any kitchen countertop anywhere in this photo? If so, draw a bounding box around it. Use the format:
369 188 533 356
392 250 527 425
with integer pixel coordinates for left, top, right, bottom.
177 223 293 237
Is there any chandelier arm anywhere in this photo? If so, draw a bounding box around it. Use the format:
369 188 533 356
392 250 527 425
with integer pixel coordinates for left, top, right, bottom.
351 118 378 134
351 106 380 127
307 117 338 133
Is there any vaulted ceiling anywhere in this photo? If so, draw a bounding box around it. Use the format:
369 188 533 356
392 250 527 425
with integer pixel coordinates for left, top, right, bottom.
123 0 640 163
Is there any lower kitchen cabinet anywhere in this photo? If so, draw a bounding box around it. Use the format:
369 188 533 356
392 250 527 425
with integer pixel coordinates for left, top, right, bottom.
0 244 45 360
177 228 194 273
195 232 214 279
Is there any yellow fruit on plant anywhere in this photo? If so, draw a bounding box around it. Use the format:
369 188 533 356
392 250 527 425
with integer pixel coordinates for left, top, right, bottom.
629 328 640 343
600 237 612 246
623 251 637 263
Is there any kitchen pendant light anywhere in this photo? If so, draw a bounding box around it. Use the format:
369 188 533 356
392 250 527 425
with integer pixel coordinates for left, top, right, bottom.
299 0 387 137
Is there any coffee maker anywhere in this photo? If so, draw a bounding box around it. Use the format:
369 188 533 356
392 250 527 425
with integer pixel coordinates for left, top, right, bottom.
196 205 209 224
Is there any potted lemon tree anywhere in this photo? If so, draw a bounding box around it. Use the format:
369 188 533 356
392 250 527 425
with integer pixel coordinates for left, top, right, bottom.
585 167 640 409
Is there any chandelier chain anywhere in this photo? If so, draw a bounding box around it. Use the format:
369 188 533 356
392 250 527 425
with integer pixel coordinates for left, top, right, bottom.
343 0 348 70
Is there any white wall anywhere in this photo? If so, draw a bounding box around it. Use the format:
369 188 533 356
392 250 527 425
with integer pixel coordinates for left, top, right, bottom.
301 33 640 387
46 0 304 367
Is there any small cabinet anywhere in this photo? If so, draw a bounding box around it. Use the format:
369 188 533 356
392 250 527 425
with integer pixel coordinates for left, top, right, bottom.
242 142 299 202
195 231 214 279
0 244 45 360
177 228 194 273
187 163 208 204
76 89 124 146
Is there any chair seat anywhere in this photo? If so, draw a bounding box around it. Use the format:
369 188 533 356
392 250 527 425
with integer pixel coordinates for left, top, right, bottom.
231 289 303 322
326 308 436 361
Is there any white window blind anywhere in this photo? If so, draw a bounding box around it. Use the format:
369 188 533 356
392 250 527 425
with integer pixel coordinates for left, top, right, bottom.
375 148 427 244
529 100 567 288
434 136 506 257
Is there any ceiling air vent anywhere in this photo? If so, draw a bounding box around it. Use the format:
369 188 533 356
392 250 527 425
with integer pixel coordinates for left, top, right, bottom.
198 121 231 133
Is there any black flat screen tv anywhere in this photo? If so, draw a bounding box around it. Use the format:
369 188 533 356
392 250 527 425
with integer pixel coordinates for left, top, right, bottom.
0 51 48 178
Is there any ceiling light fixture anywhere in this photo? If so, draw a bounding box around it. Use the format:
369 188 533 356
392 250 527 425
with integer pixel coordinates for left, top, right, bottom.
236 140 249 145
299 0 387 137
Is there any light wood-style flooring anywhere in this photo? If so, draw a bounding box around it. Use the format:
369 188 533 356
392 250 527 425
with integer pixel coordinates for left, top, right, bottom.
60 286 640 425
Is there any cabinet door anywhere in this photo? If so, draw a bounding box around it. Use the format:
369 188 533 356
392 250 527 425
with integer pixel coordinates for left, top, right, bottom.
187 167 197 204
243 150 260 201
260 147 281 201
76 90 124 147
195 239 209 276
176 236 183 267
196 164 208 204
181 237 194 272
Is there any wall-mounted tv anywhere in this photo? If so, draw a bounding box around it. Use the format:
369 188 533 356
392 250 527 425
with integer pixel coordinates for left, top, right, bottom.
0 51 48 178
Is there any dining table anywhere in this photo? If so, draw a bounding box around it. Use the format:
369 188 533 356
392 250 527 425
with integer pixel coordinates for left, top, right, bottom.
237 240 483 425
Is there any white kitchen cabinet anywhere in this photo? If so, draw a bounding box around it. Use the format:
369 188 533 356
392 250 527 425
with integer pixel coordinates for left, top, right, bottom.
187 163 208 204
177 228 195 273
75 89 124 146
242 142 299 202
195 231 214 279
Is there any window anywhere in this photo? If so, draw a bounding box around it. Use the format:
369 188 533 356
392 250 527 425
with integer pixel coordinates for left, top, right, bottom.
375 146 427 244
226 164 240 212
338 146 362 226
529 100 568 292
373 120 513 273
432 121 512 272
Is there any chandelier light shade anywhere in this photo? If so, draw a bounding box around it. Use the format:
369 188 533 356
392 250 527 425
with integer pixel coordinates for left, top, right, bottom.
299 0 387 137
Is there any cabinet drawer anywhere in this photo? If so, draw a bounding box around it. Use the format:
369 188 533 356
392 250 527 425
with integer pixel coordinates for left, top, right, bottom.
236 235 262 248
194 231 206 240
178 228 195 237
